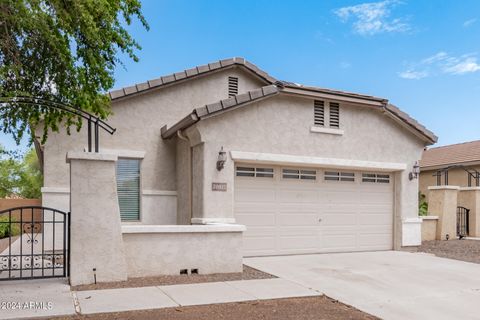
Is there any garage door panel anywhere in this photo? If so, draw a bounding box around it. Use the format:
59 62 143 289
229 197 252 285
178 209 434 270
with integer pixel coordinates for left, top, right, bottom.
359 213 393 225
321 233 357 250
235 213 275 226
235 165 393 256
235 189 276 202
322 213 357 226
278 236 318 251
358 233 392 249
277 212 318 226
276 189 318 203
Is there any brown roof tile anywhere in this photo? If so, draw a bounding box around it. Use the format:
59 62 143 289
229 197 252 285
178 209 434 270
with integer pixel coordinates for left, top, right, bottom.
420 140 480 169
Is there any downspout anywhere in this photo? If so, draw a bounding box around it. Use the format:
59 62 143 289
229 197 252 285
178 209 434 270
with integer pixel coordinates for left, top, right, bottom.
177 130 193 224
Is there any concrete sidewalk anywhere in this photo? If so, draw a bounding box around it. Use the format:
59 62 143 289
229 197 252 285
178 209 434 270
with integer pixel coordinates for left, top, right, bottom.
0 277 320 319
74 278 320 315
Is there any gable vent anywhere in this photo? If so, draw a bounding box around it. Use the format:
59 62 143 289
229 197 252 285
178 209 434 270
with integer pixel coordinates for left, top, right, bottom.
329 102 340 128
228 76 239 97
314 100 325 126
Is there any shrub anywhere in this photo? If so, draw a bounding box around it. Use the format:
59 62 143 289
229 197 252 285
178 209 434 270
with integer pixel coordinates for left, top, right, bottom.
0 215 21 239
418 192 428 216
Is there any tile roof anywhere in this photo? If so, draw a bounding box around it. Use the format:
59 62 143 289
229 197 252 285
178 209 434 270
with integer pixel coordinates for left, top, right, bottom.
161 85 279 139
420 140 480 169
385 104 437 144
108 56 435 144
109 57 277 100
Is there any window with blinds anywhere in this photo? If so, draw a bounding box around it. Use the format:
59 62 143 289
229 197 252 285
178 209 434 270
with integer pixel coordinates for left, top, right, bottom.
314 100 325 126
329 102 340 128
228 76 239 97
116 158 141 221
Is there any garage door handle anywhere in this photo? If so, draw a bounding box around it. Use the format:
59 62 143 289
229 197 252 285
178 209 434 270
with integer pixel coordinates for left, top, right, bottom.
318 218 322 222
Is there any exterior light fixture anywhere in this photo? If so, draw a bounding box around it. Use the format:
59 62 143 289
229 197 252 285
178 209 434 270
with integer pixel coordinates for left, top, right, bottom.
409 161 420 181
216 146 227 171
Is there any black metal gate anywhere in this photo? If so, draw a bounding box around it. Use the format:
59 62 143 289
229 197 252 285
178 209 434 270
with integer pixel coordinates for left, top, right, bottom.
0 206 69 281
457 206 470 238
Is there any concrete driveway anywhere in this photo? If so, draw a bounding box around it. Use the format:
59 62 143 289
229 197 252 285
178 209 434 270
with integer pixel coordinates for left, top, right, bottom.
245 251 480 320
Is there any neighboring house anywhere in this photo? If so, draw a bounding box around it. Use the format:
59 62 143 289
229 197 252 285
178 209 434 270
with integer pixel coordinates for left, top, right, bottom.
37 57 436 256
420 140 480 200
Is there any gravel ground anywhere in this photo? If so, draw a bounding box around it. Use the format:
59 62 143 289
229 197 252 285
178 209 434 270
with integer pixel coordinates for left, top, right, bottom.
72 265 276 291
53 296 378 320
405 239 480 264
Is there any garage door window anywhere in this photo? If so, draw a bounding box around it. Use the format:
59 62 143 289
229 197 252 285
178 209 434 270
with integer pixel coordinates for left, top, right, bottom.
282 168 317 180
362 173 390 183
236 166 274 178
324 171 355 182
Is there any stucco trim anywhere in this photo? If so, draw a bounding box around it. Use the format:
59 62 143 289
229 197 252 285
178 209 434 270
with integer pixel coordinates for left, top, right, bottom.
230 151 407 171
427 186 460 190
142 189 178 196
121 224 246 233
191 217 237 224
83 148 146 159
421 216 439 220
41 187 70 194
66 151 117 163
310 126 344 135
459 187 480 191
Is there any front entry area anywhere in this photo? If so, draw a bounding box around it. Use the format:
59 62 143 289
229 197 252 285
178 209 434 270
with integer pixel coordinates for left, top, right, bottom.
234 165 394 256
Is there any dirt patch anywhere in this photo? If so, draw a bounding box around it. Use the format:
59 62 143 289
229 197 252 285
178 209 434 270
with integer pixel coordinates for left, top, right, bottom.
53 295 378 320
405 239 480 264
72 265 276 291
0 236 19 253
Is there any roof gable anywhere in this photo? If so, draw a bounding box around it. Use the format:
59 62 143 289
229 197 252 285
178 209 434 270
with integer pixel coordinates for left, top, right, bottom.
161 84 437 144
109 57 276 101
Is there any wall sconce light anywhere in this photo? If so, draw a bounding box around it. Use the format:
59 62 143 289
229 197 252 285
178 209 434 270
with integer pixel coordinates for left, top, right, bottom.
409 161 420 181
216 146 227 171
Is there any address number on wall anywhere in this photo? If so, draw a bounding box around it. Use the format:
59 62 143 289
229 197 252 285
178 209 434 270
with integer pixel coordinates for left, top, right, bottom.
212 182 227 192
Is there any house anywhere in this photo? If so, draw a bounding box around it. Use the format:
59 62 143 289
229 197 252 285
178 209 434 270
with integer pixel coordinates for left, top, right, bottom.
420 140 480 200
37 57 436 260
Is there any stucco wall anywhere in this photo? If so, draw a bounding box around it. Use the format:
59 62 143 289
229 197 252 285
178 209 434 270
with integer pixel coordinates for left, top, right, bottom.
421 216 438 241
185 94 426 246
41 67 266 224
122 226 244 276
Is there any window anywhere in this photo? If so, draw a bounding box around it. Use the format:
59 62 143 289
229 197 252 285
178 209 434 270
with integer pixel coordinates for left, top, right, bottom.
314 100 325 126
324 171 355 182
236 166 274 178
228 76 238 97
329 102 340 128
362 173 390 183
282 168 317 180
116 159 141 221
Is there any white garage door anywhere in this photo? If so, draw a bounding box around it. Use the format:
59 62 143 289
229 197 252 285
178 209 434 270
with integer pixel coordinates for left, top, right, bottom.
234 165 394 257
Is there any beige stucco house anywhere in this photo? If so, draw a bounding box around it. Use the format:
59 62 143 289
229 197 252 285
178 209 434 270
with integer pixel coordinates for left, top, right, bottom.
38 57 437 261
420 140 480 200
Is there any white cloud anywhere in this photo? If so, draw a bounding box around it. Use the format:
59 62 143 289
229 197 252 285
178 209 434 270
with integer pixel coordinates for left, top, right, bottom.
399 52 480 79
463 18 477 27
334 0 409 35
398 70 428 79
340 61 351 69
443 57 480 74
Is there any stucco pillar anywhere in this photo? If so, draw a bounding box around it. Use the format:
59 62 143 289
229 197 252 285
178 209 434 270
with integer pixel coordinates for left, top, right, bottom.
191 142 235 224
458 187 480 237
428 186 459 240
67 151 128 286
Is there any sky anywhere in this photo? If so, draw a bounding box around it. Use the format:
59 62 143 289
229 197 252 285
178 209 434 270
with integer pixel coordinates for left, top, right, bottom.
2 0 480 151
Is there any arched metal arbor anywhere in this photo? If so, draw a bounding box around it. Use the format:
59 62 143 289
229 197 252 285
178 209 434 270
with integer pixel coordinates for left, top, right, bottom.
434 165 480 187
0 96 116 152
